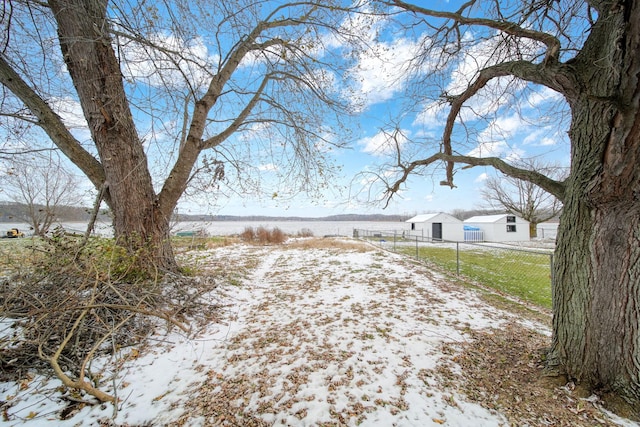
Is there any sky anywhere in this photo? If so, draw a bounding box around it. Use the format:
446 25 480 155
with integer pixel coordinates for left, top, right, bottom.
0 0 574 219
186 1 572 218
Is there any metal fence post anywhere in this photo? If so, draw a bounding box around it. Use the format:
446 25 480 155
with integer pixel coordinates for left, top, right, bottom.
550 253 554 295
393 231 396 251
456 242 460 275
416 236 419 259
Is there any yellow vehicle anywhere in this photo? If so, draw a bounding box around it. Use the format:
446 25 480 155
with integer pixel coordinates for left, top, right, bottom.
4 228 24 238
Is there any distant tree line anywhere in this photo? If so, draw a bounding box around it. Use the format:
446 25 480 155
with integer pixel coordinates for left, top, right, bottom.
0 201 104 223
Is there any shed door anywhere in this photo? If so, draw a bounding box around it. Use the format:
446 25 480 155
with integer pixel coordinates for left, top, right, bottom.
432 223 443 240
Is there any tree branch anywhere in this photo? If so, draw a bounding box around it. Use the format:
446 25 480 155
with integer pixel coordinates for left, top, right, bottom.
156 5 326 220
382 1 578 202
0 56 106 194
385 152 565 206
389 0 562 63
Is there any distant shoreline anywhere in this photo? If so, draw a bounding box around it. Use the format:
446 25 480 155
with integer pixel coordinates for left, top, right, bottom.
174 214 410 222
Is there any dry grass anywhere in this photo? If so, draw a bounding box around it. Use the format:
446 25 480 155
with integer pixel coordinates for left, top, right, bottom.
286 237 372 251
240 226 288 245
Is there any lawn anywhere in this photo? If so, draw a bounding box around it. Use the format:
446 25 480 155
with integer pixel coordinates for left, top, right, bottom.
397 244 553 309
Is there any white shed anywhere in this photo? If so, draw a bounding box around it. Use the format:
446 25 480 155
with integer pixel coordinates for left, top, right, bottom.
406 213 464 241
463 214 530 242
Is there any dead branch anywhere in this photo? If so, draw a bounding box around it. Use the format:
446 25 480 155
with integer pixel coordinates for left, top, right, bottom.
0 232 220 406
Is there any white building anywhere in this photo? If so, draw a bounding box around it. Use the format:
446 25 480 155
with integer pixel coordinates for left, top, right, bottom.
463 214 530 242
406 213 464 241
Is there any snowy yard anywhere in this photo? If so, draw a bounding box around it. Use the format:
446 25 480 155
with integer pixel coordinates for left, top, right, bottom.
0 238 634 426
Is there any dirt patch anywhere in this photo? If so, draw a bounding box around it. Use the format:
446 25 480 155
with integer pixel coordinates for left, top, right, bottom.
432 322 626 426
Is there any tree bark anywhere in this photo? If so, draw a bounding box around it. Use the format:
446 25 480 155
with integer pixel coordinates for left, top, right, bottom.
48 0 177 271
549 1 640 404
551 102 640 403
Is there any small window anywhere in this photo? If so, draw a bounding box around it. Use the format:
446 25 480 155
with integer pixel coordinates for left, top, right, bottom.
507 224 517 232
506 215 516 223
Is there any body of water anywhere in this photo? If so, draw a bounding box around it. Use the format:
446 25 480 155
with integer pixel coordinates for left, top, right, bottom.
0 219 558 240
171 220 408 237
0 220 410 238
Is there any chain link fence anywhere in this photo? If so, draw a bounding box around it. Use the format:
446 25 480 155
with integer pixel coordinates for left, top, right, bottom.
353 228 554 308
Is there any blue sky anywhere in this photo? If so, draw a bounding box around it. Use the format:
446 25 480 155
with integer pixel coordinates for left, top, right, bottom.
181 1 572 218
1 1 573 218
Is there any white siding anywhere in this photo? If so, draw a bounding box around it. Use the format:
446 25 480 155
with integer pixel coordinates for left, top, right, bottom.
406 213 464 241
463 214 530 242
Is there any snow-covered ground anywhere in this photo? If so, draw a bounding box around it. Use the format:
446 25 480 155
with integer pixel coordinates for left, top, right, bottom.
0 239 624 426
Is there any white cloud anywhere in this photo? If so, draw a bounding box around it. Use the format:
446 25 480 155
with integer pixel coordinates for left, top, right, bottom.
337 5 387 45
522 129 544 145
413 101 448 128
49 97 87 129
467 140 507 158
238 122 273 144
538 137 556 146
346 36 428 110
489 114 525 136
522 128 558 147
505 148 524 162
122 33 216 90
474 172 488 183
358 129 409 157
444 31 542 122
468 114 529 159
258 163 278 172
526 86 562 108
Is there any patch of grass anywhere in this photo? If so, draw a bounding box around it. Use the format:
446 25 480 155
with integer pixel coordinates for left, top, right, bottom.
172 236 237 253
0 237 44 275
399 245 552 309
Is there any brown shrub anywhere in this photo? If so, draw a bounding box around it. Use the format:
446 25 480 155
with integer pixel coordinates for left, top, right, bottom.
256 226 270 244
269 227 287 244
240 226 256 242
240 226 288 245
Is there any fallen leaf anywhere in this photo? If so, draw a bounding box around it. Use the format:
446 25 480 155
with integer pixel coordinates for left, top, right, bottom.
153 391 170 402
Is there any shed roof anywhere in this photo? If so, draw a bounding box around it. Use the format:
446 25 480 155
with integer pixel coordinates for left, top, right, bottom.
464 214 527 224
406 213 461 223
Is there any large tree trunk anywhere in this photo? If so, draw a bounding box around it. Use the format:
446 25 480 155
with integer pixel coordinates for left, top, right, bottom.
551 112 640 404
49 0 178 272
549 2 640 404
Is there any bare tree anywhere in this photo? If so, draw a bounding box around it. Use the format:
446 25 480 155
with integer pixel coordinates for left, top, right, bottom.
481 160 564 237
371 0 640 408
1 153 84 236
0 0 356 271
